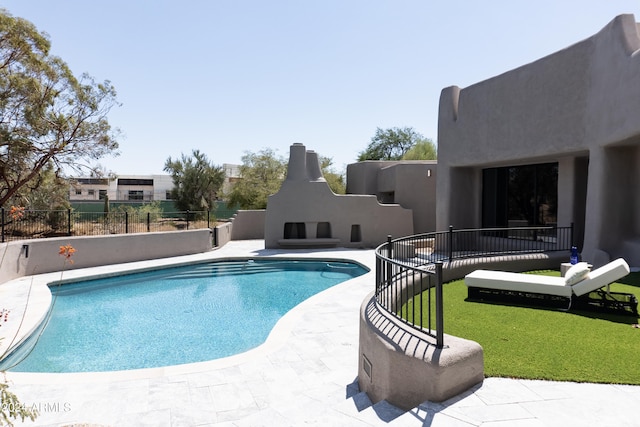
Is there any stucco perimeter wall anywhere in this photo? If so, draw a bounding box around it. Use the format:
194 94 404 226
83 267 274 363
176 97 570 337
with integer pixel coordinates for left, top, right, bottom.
229 210 266 240
214 222 234 247
0 229 213 283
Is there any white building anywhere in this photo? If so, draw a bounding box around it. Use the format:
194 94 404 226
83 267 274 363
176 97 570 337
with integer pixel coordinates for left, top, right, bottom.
222 163 242 196
70 166 242 203
70 175 174 202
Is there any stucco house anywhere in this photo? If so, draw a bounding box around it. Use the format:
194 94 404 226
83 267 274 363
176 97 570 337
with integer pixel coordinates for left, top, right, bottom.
437 14 640 267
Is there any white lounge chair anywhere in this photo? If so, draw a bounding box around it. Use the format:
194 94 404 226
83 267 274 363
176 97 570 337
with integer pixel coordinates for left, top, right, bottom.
464 258 637 314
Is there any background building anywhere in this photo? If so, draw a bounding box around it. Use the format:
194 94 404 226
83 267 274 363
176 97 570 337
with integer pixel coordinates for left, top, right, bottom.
70 175 174 202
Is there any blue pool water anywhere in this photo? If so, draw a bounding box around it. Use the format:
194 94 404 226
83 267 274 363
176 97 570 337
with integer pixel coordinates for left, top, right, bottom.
1 259 367 373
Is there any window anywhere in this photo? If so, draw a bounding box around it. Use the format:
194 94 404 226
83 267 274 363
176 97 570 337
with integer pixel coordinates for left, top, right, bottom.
88 189 95 196
118 178 153 186
77 178 109 185
483 162 558 228
128 190 144 201
99 190 107 200
75 189 82 195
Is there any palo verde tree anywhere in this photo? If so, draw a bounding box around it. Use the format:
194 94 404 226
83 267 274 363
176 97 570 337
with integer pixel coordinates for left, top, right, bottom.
226 148 287 210
164 149 225 211
319 155 346 194
0 10 120 207
358 126 430 161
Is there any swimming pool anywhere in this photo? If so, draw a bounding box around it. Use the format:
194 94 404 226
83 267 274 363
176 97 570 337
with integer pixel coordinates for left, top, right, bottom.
0 258 367 373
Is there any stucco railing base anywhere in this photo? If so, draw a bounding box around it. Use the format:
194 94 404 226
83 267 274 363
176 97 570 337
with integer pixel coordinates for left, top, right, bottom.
358 293 484 410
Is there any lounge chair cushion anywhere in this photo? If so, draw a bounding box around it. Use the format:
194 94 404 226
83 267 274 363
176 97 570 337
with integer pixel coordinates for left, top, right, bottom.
464 258 631 299
564 262 591 285
464 269 571 297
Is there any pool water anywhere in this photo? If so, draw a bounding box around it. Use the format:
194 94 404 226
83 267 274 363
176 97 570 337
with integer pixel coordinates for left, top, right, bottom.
1 259 367 373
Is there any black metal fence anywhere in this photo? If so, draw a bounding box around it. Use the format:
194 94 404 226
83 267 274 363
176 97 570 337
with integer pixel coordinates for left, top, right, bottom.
374 224 575 348
1 208 216 243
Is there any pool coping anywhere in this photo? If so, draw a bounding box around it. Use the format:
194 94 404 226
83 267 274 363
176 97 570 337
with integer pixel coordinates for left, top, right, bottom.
0 241 376 384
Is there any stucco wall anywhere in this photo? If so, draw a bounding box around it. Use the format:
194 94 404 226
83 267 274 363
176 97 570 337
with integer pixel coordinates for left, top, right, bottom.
440 51 591 165
214 222 233 247
229 210 266 240
388 162 437 233
347 161 438 233
0 229 213 283
346 161 398 195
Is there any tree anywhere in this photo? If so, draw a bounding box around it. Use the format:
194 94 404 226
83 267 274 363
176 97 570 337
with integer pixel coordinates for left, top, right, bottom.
358 127 427 161
0 10 120 207
164 150 224 211
319 156 345 194
9 163 71 210
402 139 437 160
226 148 286 209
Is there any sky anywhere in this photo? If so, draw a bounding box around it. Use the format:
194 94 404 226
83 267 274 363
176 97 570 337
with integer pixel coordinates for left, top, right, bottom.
2 1 640 175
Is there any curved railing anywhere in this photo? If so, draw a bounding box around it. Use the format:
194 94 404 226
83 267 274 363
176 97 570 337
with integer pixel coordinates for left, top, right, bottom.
374 225 574 348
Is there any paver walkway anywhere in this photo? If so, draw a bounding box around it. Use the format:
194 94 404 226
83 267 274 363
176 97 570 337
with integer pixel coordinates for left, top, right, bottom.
3 240 640 426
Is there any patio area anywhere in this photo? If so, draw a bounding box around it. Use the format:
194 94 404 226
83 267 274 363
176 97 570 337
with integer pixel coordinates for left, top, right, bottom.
4 240 640 426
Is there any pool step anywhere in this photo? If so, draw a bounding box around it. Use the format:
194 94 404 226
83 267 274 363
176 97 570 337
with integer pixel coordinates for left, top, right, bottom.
52 260 364 295
164 261 297 280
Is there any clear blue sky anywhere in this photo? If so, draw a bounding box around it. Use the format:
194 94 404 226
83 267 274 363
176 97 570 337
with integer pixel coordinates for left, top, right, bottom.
2 1 640 175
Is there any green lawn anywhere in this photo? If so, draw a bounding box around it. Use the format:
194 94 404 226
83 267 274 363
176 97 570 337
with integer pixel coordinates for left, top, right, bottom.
410 271 640 384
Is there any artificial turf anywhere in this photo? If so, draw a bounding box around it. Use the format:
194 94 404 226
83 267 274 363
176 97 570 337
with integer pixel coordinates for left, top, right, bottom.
409 271 640 384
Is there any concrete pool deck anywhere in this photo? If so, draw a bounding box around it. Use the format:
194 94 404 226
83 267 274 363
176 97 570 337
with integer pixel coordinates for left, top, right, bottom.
2 240 640 426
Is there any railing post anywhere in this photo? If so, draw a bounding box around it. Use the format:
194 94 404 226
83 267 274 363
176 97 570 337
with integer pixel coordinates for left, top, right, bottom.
125 212 129 234
570 222 574 249
67 208 72 236
207 210 210 229
186 210 190 230
435 261 444 348
386 235 392 298
147 212 151 232
448 225 454 264
1 207 4 243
